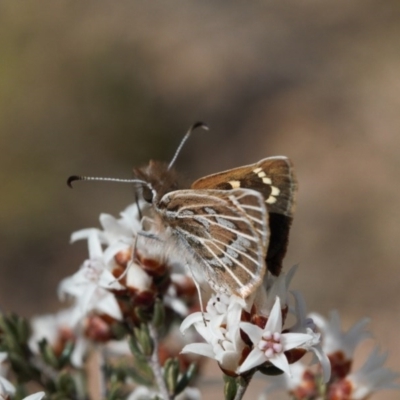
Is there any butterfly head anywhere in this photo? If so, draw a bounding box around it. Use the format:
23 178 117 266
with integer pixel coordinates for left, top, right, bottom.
133 160 179 204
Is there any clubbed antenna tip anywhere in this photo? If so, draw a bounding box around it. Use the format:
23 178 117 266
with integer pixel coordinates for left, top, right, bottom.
192 121 209 131
67 175 81 188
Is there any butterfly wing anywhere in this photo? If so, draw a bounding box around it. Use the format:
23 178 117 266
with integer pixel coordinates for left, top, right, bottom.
157 188 268 298
191 156 297 276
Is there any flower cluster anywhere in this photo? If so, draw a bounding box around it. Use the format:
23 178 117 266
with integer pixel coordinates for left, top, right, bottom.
0 198 398 400
180 268 330 383
1 202 201 399
259 311 400 399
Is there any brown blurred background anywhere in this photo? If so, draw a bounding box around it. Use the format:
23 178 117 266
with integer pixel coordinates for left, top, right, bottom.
1 1 399 399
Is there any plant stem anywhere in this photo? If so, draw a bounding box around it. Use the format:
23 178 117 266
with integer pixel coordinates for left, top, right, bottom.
97 348 107 400
233 372 255 400
148 322 171 400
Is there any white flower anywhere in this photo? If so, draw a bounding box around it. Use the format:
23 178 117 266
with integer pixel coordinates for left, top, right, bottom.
116 203 143 236
288 291 331 382
70 203 143 268
181 295 246 373
239 297 314 376
0 353 15 397
246 267 295 318
348 346 400 399
58 258 123 324
71 203 141 247
29 308 90 368
309 310 371 359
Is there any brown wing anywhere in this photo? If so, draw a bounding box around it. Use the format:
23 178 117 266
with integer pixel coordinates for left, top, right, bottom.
157 188 268 298
191 157 297 276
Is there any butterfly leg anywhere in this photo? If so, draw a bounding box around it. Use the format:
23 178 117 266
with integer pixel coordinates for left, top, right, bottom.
186 264 207 326
137 230 164 241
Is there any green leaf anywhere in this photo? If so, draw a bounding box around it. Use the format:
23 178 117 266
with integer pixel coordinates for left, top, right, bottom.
175 362 197 395
58 341 75 368
56 371 77 397
39 338 59 369
134 324 153 357
164 358 179 395
129 334 143 359
223 375 238 400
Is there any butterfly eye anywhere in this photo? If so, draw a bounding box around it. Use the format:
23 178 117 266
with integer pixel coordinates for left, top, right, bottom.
142 186 154 203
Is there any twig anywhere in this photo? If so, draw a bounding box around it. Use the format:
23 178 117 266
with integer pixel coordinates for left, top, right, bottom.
97 347 107 400
233 371 255 400
148 322 171 400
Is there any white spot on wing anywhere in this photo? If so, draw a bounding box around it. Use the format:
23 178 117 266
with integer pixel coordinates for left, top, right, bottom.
228 180 241 189
271 186 280 195
262 177 272 184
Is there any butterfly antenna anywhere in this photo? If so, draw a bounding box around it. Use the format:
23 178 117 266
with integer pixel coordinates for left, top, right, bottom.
168 121 209 170
67 175 149 188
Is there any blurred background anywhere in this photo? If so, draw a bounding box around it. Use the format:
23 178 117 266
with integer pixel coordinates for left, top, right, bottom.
1 1 399 398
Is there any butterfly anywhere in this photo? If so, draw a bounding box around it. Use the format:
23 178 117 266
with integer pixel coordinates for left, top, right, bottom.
68 123 297 299
133 159 297 299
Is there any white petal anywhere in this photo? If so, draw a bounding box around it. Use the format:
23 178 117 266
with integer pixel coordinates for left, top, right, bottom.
96 293 123 320
343 317 371 356
66 306 83 328
70 228 99 243
100 213 132 239
309 344 331 383
78 284 98 312
126 263 152 291
238 348 266 373
240 322 263 344
180 312 207 334
23 391 46 400
280 332 314 351
88 231 104 259
164 296 188 317
99 269 125 290
0 376 15 395
181 343 215 359
226 300 243 329
218 350 242 372
269 353 292 376
289 290 308 331
264 297 282 333
285 264 299 288
120 204 143 233
267 274 288 307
